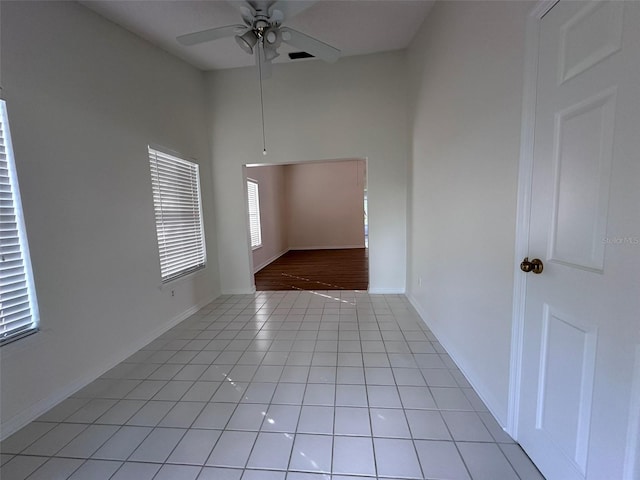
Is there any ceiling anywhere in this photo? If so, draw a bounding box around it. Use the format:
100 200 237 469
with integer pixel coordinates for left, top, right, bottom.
81 0 435 71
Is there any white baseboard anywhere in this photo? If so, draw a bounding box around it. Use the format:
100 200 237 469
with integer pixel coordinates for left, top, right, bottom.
407 292 508 431
220 288 256 295
368 288 406 294
253 249 289 273
288 245 366 250
0 294 217 441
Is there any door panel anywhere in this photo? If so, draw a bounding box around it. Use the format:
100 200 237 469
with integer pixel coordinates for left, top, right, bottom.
549 87 615 271
517 1 640 479
536 305 597 473
558 0 623 84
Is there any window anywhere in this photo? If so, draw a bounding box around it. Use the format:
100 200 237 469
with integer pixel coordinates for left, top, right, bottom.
149 146 206 283
0 100 39 345
247 179 262 249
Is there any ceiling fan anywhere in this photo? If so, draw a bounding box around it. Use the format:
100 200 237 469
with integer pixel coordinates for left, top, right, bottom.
177 0 341 76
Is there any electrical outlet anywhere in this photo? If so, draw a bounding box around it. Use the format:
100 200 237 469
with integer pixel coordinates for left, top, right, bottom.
418 277 422 286
171 290 175 297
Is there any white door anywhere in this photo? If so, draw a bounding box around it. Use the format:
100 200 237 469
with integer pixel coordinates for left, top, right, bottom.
517 1 640 479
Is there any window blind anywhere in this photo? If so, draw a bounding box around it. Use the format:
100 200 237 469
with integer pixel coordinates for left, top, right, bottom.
0 100 39 345
247 179 262 249
149 147 206 283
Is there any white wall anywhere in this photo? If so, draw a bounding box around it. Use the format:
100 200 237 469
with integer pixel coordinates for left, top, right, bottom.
247 165 288 272
0 1 219 437
286 159 365 250
207 52 408 294
406 1 531 425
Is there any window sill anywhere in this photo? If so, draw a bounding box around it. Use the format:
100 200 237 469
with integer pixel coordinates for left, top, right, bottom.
1 327 48 359
0 327 39 348
158 265 206 291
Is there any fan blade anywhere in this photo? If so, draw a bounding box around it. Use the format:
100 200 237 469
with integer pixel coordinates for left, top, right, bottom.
177 24 246 46
269 1 317 21
280 27 340 63
227 1 257 26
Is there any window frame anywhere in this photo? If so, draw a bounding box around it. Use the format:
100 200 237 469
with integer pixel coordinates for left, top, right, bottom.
0 99 40 346
247 178 262 250
148 145 206 284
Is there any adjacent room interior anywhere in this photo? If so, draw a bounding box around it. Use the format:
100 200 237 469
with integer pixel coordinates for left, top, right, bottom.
246 159 369 291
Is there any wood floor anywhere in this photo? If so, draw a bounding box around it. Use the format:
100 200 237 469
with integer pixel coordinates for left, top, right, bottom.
254 248 369 291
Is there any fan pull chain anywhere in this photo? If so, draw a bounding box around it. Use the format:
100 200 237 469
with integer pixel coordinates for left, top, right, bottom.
257 44 267 156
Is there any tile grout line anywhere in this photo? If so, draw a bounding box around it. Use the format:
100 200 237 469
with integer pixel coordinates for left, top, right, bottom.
1 291 538 480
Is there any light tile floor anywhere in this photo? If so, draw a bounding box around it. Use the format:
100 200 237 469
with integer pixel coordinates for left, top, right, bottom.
1 291 545 479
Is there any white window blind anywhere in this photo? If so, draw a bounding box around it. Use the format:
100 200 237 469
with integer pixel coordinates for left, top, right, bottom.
0 100 39 346
247 179 262 249
149 147 206 283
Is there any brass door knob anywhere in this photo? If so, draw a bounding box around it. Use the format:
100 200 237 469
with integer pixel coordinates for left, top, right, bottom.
520 257 543 274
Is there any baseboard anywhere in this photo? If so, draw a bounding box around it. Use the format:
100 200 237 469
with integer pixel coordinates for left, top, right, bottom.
407 292 508 431
0 294 217 441
220 288 256 295
368 288 406 294
288 245 366 250
253 249 289 273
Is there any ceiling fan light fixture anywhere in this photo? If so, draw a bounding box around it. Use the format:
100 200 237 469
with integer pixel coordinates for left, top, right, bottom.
263 44 280 62
235 29 259 54
265 30 277 45
263 27 282 47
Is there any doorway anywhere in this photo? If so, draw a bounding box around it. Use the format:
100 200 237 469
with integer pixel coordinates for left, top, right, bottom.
244 158 369 291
